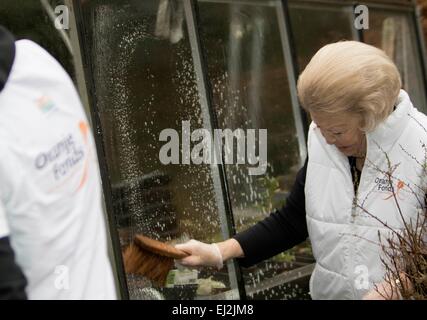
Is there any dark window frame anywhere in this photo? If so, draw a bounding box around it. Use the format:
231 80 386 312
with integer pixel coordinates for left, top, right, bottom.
71 0 426 300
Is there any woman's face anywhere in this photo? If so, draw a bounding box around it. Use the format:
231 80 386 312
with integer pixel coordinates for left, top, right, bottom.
310 111 366 157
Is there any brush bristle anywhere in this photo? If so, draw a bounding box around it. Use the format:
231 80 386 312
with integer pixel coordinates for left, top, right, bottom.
123 244 174 286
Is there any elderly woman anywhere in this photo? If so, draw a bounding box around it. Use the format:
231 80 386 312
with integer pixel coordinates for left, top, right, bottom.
175 41 427 300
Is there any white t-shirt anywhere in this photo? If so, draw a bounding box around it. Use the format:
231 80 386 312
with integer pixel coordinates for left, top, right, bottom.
0 40 117 300
0 201 9 239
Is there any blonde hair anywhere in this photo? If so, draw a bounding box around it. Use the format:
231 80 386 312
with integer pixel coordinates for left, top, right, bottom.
297 41 401 132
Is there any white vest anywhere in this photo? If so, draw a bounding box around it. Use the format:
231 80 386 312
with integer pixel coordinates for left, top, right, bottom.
305 90 427 299
0 40 117 299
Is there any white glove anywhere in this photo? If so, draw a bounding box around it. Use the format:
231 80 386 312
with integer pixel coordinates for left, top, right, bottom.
174 239 223 270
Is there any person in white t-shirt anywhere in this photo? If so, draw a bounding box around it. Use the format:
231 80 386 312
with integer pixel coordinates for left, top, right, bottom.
0 26 117 299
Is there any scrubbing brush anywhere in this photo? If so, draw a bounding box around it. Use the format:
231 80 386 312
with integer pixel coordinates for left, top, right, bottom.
123 234 189 286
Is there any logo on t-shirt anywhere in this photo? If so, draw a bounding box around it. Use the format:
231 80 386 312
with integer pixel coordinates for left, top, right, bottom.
34 134 84 179
36 95 56 114
33 121 91 192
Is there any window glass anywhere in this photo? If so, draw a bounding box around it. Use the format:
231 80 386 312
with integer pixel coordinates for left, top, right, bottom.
198 0 313 299
0 0 75 80
422 1 427 53
288 1 356 73
78 0 239 300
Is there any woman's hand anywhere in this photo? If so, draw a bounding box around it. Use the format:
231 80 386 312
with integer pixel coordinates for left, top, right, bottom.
363 282 393 300
363 279 404 300
363 273 413 300
175 238 244 270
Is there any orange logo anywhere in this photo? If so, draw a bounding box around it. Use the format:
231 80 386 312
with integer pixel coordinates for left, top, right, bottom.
383 179 405 200
76 121 89 192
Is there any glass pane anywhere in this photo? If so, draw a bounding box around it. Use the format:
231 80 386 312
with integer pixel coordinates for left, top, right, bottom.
288 1 356 73
78 0 238 300
422 3 427 53
364 9 427 113
198 0 313 299
0 0 75 80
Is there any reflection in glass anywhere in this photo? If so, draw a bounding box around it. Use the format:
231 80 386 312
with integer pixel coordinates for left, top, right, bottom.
79 0 238 299
0 0 74 79
288 1 356 73
364 10 427 112
198 0 313 299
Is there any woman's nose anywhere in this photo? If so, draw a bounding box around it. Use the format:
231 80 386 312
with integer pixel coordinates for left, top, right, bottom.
322 131 336 145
